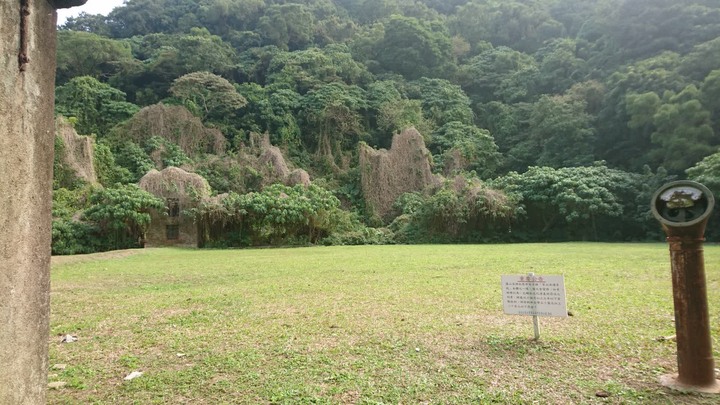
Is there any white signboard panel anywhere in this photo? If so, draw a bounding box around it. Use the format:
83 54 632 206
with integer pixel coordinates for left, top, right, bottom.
501 274 567 317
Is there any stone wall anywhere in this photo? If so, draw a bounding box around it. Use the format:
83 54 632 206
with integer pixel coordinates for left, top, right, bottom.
0 2 83 403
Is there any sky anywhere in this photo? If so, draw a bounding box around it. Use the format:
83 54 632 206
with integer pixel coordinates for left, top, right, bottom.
56 0 125 25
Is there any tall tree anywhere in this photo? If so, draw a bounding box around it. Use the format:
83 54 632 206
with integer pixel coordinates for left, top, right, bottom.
494 164 642 241
524 95 596 169
374 15 454 80
450 0 563 54
458 46 538 104
106 0 203 38
111 29 237 104
55 76 139 136
169 71 247 122
649 85 716 173
56 31 134 85
258 3 315 50
299 82 368 163
408 77 473 128
60 12 112 36
431 122 502 178
534 38 589 95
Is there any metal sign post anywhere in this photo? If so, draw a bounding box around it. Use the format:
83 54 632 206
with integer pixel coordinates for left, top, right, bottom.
532 312 541 340
529 272 541 340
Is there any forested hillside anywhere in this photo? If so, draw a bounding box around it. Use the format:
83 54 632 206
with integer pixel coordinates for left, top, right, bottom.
52 0 720 253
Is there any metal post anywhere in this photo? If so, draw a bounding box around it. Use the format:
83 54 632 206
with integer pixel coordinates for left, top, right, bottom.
651 181 720 394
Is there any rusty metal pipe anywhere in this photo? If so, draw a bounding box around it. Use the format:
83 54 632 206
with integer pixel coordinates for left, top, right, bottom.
651 181 720 393
666 232 715 387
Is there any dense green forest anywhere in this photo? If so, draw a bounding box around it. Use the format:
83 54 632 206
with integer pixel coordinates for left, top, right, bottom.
52 0 720 253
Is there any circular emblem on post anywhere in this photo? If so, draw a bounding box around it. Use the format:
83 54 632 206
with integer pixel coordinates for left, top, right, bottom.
651 181 715 227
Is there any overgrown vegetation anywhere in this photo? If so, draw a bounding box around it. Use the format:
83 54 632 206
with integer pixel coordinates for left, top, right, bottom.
51 185 163 255
52 0 720 252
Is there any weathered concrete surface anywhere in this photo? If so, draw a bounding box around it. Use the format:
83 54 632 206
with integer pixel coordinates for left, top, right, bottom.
0 1 77 403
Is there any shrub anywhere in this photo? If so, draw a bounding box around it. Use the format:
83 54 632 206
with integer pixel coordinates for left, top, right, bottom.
83 184 165 250
51 219 101 255
194 183 353 246
390 176 518 243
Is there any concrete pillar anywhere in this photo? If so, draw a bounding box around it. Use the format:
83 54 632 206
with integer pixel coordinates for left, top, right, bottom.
1 1 60 403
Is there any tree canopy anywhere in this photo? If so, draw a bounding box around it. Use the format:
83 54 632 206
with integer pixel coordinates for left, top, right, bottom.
53 0 720 249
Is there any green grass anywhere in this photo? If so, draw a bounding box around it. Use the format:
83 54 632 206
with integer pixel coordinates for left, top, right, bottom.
48 244 720 404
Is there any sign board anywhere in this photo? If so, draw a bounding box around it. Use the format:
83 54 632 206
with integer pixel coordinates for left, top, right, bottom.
501 274 567 317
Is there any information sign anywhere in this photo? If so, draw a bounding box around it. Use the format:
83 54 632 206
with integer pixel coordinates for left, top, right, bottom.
501 274 567 317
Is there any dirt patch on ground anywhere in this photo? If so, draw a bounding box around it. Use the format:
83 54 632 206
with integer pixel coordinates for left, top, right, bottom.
51 249 150 267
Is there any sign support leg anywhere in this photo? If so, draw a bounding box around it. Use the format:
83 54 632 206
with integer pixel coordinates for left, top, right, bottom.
528 272 541 340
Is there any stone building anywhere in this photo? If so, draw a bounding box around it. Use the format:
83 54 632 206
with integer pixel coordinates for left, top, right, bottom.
139 167 211 247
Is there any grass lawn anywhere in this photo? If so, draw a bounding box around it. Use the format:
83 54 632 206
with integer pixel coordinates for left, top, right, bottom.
48 243 720 404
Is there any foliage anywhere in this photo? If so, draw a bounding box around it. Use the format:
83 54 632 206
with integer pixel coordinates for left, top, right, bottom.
51 219 101 256
235 83 303 148
193 184 344 246
110 141 156 182
687 152 720 240
194 155 264 195
266 45 373 93
299 82 368 162
169 71 247 121
55 31 133 84
320 223 393 246
143 136 192 169
450 0 563 54
687 151 720 196
55 76 139 136
82 184 165 250
373 15 454 80
93 141 134 187
430 122 501 178
51 186 99 255
526 95 596 168
53 0 720 246
112 30 237 104
457 46 539 104
390 177 518 243
258 3 315 51
492 164 655 241
649 86 717 173
535 38 589 95
408 78 474 128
